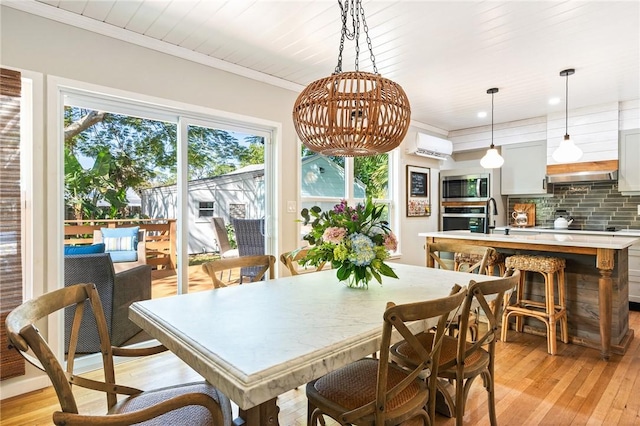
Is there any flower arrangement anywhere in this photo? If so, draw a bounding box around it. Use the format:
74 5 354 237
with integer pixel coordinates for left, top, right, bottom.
299 197 398 288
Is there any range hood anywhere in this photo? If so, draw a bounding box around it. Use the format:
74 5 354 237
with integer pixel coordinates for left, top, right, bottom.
546 160 618 184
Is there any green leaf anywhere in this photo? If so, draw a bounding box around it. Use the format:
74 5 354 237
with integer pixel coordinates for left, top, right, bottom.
337 264 351 280
378 262 398 278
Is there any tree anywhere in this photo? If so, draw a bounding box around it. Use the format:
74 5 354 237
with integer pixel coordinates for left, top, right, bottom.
64 107 259 219
239 136 265 166
354 154 389 199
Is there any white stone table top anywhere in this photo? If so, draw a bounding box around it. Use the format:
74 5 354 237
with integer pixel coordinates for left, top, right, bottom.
129 263 496 410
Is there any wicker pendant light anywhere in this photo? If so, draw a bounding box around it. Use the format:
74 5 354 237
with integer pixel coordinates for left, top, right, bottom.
292 0 411 157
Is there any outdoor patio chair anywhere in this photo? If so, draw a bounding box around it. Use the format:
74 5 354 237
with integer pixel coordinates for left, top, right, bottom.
93 227 147 273
212 217 239 259
231 218 265 281
64 253 151 353
5 282 233 426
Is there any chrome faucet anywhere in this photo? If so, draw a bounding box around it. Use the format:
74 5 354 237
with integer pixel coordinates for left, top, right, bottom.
485 197 498 234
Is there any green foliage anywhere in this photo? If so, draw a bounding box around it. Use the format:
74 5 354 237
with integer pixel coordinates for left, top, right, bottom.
63 107 265 220
300 197 398 288
354 154 388 199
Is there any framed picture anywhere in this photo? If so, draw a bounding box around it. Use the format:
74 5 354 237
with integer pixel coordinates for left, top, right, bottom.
406 165 431 217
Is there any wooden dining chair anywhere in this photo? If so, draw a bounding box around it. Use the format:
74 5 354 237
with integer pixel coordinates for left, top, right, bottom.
5 282 233 426
279 247 326 276
202 254 276 289
427 242 497 340
390 270 520 426
427 241 494 273
306 286 467 426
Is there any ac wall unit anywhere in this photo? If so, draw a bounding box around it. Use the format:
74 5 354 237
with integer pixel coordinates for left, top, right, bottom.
406 133 453 160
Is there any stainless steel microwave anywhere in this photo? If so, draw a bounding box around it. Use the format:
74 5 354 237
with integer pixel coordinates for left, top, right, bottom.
441 174 489 202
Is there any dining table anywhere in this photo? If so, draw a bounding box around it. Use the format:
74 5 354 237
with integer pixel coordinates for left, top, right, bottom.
129 262 498 426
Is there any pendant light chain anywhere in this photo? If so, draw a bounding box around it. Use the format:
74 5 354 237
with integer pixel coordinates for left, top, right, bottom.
359 1 378 74
293 0 411 157
335 0 378 74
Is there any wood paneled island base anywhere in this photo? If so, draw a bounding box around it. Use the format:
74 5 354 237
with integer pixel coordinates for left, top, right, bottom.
419 231 640 360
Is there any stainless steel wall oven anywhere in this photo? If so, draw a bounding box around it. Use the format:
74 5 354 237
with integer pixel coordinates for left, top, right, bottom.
441 204 487 232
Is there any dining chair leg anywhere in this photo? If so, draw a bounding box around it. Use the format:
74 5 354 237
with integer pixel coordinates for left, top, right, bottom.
455 376 465 426
484 367 498 425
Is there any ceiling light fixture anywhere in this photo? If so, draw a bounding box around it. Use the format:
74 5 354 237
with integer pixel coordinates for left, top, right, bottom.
480 88 504 169
291 0 411 157
552 68 583 163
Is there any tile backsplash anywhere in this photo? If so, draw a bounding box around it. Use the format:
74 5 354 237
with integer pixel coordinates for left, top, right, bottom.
507 182 640 230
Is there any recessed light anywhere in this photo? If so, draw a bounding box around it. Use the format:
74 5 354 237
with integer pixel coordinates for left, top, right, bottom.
549 97 561 105
477 111 487 118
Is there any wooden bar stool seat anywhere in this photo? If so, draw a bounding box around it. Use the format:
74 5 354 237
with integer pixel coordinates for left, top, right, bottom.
501 254 569 355
454 251 505 276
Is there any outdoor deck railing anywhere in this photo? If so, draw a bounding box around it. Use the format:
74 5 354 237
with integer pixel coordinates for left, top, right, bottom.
64 218 177 270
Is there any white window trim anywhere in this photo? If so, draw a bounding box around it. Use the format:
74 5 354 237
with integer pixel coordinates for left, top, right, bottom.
46 75 281 366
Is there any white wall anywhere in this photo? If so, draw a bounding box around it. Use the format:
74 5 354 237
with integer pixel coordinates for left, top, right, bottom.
0 5 307 398
0 7 434 397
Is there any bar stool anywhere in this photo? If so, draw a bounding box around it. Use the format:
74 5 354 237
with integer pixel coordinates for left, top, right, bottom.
501 254 568 355
454 251 505 276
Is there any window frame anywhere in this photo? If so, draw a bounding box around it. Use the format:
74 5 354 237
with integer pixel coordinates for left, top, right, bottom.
54 78 279 294
299 148 399 254
197 201 215 218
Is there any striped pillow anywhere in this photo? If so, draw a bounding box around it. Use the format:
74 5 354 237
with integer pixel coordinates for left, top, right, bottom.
101 226 139 252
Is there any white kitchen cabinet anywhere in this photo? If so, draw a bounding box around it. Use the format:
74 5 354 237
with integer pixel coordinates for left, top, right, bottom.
501 140 548 195
629 242 640 304
618 129 640 193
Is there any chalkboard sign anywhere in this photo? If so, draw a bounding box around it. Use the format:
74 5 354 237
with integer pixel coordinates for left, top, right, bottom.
406 165 431 217
410 171 428 197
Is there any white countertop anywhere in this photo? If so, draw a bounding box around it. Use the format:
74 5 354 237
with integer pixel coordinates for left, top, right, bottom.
495 226 640 238
419 230 640 250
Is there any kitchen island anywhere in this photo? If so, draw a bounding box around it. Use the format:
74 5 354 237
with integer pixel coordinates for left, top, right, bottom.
418 230 640 360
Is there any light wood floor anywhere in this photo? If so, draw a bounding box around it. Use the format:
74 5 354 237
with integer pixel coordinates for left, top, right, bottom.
4 259 640 425
2 308 639 425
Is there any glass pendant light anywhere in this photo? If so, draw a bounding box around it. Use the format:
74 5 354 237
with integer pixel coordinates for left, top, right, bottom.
552 68 583 163
480 88 504 169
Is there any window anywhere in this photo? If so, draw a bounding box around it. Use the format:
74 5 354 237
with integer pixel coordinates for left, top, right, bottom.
300 148 395 242
55 78 278 297
198 201 215 217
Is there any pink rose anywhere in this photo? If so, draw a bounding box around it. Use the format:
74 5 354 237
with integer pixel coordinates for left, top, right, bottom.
322 227 347 244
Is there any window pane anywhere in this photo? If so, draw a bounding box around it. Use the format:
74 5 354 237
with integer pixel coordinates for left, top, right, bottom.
301 151 346 199
353 154 389 199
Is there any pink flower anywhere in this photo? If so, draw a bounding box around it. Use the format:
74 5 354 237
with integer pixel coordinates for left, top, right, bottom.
323 227 347 244
383 232 398 251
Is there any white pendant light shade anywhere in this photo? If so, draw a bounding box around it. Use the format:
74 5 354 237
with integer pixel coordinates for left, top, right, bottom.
481 147 505 168
480 88 503 169
552 135 582 163
552 68 583 163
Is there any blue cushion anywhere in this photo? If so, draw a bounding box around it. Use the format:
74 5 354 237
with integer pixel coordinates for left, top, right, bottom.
64 243 105 255
101 226 139 252
108 251 138 263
